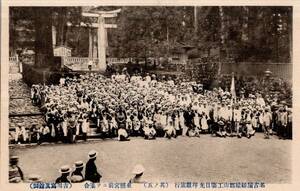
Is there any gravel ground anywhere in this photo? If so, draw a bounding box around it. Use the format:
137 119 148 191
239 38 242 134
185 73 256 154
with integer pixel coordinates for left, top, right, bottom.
10 134 291 184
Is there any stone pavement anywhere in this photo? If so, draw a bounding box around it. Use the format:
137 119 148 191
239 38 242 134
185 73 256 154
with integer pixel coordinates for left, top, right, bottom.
10 134 291 184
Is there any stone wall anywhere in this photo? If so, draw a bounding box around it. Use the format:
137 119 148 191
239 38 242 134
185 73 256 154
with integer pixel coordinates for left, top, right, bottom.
9 75 45 137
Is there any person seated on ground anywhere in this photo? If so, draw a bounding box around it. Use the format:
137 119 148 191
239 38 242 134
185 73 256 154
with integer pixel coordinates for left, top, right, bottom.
144 124 156 140
9 156 24 183
118 127 130 141
129 164 146 184
85 150 102 183
187 125 201 137
216 120 226 137
56 165 71 184
71 161 85 183
164 120 176 139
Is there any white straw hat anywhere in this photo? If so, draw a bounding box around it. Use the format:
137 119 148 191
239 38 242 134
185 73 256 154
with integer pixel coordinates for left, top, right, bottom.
132 164 145 175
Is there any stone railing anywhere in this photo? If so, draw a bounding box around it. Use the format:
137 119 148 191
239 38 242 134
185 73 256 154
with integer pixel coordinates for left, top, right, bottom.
62 57 99 71
62 57 133 71
170 59 186 65
9 56 18 63
107 57 132 64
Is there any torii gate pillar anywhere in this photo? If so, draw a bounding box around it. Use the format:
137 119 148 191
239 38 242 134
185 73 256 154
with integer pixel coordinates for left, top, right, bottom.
83 9 121 72
97 16 106 71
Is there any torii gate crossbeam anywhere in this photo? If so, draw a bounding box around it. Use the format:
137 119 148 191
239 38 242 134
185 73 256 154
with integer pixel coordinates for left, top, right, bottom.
82 9 121 72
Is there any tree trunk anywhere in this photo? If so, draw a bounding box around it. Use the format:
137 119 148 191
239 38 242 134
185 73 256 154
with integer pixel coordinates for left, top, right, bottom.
194 6 198 34
219 6 226 58
218 6 226 75
34 7 54 68
57 7 67 46
241 6 249 42
287 7 292 63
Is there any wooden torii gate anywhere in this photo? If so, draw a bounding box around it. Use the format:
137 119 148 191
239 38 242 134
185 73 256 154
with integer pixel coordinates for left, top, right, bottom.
81 9 121 72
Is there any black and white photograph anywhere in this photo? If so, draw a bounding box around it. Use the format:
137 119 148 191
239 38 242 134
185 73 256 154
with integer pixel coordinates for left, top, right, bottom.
2 2 297 190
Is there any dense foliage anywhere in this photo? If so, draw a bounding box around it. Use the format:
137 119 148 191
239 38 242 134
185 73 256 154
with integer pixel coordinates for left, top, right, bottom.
9 6 292 66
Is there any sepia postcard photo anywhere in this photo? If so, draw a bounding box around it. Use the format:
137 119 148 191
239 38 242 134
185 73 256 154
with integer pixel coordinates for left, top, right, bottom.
1 0 300 190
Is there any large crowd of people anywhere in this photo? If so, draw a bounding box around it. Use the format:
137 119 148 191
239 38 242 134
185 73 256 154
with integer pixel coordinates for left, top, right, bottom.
12 70 292 145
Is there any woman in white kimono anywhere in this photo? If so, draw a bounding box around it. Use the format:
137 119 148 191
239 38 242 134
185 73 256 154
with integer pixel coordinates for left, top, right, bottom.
61 117 68 143
263 108 272 139
117 128 130 141
233 106 242 136
200 112 209 133
81 116 89 141
179 108 187 136
126 113 133 133
245 109 255 138
174 111 180 136
160 110 168 129
110 113 118 137
101 114 109 137
14 125 27 144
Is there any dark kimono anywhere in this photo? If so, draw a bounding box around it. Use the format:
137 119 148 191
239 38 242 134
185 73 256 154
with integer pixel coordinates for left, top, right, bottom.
85 159 102 183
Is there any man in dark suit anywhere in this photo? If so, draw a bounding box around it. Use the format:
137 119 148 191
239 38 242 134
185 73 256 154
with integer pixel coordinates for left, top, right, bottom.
184 106 195 136
85 150 102 183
